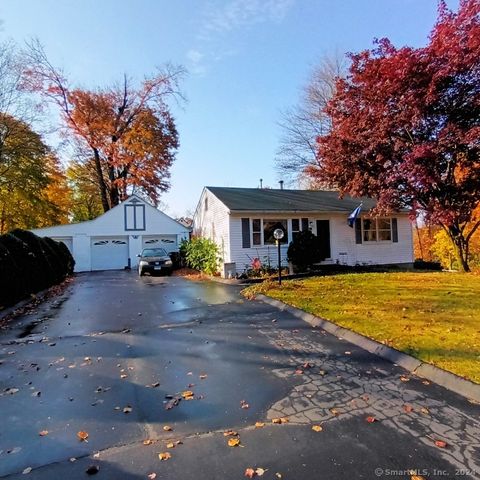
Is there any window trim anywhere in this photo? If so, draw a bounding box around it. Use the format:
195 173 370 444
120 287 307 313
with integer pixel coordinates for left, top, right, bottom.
362 217 393 243
249 218 289 247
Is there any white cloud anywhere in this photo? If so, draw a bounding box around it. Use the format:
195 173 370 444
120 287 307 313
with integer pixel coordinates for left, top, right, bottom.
186 0 295 75
204 0 294 34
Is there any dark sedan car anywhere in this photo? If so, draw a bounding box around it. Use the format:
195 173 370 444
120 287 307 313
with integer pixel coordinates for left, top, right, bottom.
138 247 173 276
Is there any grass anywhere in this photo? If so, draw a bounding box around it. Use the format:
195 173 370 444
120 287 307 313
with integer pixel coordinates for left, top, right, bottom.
242 271 480 384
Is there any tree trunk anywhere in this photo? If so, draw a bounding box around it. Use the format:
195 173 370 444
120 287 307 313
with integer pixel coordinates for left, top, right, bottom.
93 148 110 212
447 227 470 272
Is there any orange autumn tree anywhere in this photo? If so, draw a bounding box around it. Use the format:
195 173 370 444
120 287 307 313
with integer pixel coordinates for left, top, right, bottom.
22 40 184 212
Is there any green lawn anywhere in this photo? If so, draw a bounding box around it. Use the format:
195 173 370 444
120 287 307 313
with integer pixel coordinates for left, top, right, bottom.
242 272 480 384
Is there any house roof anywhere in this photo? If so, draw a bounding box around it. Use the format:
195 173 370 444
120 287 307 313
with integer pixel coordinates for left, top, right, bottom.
206 187 378 213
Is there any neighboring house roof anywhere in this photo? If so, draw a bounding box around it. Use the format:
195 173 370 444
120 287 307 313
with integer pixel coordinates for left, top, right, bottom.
206 187 379 213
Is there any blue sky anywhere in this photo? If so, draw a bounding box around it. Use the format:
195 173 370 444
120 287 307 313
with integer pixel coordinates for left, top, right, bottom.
0 0 458 217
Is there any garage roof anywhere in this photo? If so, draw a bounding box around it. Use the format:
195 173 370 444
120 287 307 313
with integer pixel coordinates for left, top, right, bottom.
206 187 378 213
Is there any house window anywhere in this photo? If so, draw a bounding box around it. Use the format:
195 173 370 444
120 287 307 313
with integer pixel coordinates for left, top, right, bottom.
363 218 392 242
292 219 301 241
378 218 392 241
252 219 262 246
263 219 288 244
292 218 309 240
125 203 146 230
205 196 208 211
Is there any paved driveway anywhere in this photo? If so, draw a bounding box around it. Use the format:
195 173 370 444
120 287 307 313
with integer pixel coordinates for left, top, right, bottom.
0 271 479 479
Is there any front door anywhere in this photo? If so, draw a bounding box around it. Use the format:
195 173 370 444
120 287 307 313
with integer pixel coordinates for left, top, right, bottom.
316 220 331 260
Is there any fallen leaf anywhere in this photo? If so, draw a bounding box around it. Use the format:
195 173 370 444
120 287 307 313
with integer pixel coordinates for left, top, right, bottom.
420 407 430 415
256 468 267 476
77 431 89 442
166 442 175 449
147 474 157 480
120 374 128 379
344 351 352 355
181 390 194 399
400 376 410 382
143 439 154 446
158 452 172 461
199 374 208 379
329 408 340 417
224 429 239 436
228 437 241 447
255 422 265 428
163 425 173 431
245 468 256 478
151 382 160 388
39 430 49 436
434 440 447 448
123 406 133 414
85 465 99 475
422 380 430 385
403 405 414 413
275 474 282 479
366 416 376 423
22 467 32 475
312 425 323 432
302 362 314 369
272 417 289 424
69 458 76 463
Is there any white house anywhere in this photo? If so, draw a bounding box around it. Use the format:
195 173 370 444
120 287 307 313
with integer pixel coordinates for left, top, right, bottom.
193 187 414 277
31 194 189 272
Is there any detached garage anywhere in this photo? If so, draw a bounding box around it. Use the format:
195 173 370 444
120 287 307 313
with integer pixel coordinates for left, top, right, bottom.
31 195 189 272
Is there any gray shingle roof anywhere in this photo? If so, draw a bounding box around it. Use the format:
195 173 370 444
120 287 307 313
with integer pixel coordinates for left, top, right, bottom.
206 187 378 213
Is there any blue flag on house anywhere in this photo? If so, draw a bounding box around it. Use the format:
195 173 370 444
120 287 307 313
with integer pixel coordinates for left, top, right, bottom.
347 204 362 228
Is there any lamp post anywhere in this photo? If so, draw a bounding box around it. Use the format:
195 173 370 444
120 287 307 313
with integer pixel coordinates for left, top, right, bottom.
273 228 285 285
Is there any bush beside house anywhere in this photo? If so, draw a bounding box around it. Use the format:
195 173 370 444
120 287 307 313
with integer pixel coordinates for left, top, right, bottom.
0 229 75 310
287 230 323 272
179 237 219 275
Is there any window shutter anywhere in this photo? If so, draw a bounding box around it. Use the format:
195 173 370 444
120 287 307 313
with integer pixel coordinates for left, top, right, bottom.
355 218 362 244
301 218 309 231
241 218 251 248
392 218 398 243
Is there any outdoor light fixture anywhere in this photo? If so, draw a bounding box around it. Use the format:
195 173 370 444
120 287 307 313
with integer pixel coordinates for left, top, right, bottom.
273 228 285 285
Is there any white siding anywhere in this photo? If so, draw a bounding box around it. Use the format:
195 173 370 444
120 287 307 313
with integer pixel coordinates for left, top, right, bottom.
354 215 414 265
192 188 231 265
229 216 290 274
229 213 414 272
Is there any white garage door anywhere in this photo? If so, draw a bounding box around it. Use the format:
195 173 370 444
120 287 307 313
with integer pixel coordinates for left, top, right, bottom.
142 235 178 253
91 237 129 271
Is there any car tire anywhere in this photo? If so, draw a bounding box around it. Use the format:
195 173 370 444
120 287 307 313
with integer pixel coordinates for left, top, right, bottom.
139 268 144 277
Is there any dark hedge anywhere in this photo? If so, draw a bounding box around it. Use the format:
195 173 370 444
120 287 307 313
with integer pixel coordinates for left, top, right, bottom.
0 229 75 310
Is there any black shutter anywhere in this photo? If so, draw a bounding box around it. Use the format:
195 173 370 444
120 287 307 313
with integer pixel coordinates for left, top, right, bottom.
392 218 398 243
301 218 309 231
241 218 251 248
355 218 362 244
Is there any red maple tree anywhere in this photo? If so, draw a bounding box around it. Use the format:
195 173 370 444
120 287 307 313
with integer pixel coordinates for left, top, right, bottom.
313 0 480 271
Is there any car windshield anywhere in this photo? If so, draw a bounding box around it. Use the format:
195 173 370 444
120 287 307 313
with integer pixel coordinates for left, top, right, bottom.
142 248 168 257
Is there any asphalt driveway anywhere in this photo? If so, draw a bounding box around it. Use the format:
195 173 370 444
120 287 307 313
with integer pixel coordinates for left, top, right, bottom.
0 271 479 479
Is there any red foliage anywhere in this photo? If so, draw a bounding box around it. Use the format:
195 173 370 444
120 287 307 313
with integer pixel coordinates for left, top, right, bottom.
313 0 480 270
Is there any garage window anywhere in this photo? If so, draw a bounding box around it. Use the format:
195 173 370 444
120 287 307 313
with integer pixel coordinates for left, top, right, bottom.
125 203 146 230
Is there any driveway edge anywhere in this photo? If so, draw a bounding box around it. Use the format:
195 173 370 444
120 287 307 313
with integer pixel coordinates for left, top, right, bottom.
256 294 480 403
